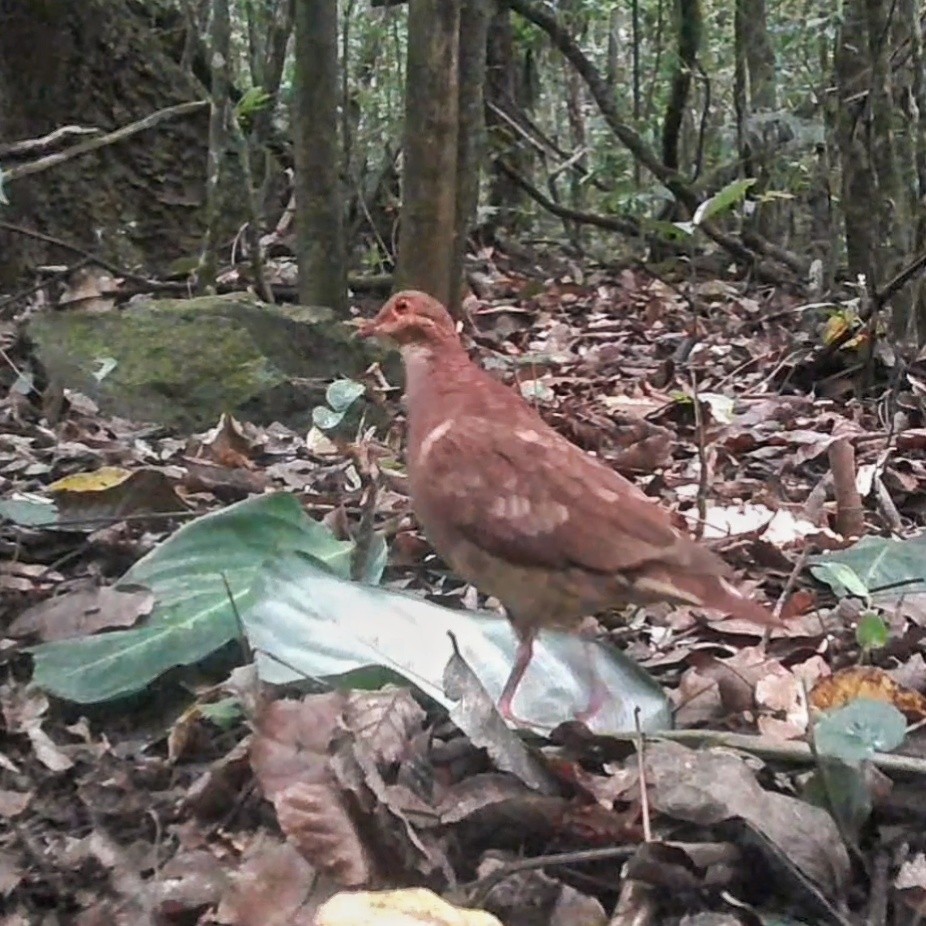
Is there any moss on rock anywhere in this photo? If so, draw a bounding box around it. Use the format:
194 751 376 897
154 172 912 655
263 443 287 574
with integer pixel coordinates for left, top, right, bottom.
28 294 393 431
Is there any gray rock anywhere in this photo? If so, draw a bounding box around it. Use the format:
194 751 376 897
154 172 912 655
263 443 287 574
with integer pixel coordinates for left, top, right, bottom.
28 294 397 432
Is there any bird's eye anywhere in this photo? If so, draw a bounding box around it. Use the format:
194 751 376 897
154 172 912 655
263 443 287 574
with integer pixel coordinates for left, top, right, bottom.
394 298 410 314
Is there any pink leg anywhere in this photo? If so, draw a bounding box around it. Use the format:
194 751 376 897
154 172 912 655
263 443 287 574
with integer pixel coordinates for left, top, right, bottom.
574 636 609 724
497 629 535 723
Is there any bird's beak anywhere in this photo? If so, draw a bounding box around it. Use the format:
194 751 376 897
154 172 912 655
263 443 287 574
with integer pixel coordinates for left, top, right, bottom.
350 317 378 339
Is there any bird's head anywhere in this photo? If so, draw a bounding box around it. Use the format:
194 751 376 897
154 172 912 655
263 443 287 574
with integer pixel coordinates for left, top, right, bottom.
357 290 459 349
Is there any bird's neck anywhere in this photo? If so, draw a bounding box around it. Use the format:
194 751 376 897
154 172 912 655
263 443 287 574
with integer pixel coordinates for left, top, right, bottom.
401 338 471 441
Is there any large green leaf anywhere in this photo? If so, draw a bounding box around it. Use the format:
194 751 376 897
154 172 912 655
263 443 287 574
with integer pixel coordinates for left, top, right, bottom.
30 493 671 733
809 534 926 604
30 493 359 703
243 550 671 734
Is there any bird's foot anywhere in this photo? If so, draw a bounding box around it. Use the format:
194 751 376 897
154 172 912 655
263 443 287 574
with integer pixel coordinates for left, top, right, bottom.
572 672 609 726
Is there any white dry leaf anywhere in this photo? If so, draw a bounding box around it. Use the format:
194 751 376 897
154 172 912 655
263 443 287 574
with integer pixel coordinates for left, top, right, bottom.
700 504 837 545
856 463 877 497
27 726 73 772
305 427 339 457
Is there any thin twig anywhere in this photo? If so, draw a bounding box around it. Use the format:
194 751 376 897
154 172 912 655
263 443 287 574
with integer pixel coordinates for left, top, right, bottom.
221 572 253 665
634 707 652 842
689 371 709 539
613 728 926 775
467 845 636 907
774 544 811 619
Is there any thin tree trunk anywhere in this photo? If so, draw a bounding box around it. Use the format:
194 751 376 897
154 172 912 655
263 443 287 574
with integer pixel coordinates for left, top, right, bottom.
198 0 231 292
451 0 490 311
396 0 461 307
292 0 346 312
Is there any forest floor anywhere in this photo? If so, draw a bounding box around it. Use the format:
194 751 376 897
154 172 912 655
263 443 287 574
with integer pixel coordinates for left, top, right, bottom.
3 251 926 925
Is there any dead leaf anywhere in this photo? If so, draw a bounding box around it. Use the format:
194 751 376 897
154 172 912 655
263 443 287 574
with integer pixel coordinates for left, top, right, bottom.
198 412 259 468
273 780 373 887
896 853 926 915
644 741 850 899
443 644 558 794
216 835 321 926
250 694 373 885
9 585 154 641
49 467 186 520
149 849 228 915
342 687 426 764
810 666 926 721
0 789 32 818
250 693 346 798
0 850 24 897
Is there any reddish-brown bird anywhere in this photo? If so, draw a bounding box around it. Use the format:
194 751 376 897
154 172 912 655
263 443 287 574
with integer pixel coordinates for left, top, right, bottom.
359 290 779 722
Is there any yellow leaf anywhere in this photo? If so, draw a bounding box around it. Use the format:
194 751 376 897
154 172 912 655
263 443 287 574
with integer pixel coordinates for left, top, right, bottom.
823 314 850 346
48 467 132 493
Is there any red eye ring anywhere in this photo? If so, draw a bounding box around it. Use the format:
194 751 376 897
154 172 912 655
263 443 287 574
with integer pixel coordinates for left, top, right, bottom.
394 298 410 314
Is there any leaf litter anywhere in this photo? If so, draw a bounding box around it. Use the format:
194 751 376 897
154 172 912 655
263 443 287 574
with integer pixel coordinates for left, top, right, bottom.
5 260 926 922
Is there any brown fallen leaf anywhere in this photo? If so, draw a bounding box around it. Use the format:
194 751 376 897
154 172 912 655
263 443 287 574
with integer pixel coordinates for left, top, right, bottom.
49 466 186 520
216 835 319 926
198 412 260 468
250 694 374 886
9 585 154 642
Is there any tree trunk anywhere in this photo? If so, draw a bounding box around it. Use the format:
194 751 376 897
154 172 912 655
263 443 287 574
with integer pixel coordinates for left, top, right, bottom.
292 0 347 312
395 0 461 308
197 0 231 292
834 0 913 341
451 0 490 310
733 0 778 240
0 0 215 286
661 0 700 172
485 5 529 233
901 0 926 340
834 0 875 281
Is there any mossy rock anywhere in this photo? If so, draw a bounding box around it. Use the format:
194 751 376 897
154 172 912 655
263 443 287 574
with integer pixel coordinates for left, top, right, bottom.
27 294 398 432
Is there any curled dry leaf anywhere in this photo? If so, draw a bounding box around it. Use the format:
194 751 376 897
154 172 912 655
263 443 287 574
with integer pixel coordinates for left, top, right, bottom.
810 666 926 722
250 693 373 885
0 789 32 818
896 853 926 915
342 687 426 765
1 688 73 772
476 852 606 926
273 781 372 887
443 644 558 794
198 412 260 468
250 692 347 798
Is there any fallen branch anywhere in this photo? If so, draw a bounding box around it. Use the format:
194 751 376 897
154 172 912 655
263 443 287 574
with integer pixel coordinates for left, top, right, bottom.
4 100 208 182
622 728 926 776
0 125 101 160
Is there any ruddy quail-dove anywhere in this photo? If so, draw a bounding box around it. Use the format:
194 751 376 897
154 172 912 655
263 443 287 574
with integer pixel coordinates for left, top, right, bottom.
359 290 779 721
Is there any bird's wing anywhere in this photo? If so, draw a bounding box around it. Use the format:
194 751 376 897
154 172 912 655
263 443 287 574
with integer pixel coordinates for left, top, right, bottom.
413 414 718 577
